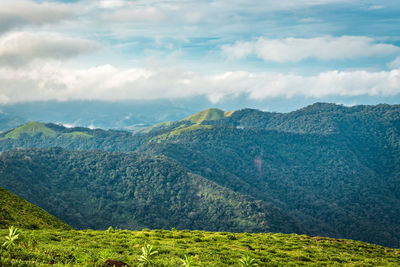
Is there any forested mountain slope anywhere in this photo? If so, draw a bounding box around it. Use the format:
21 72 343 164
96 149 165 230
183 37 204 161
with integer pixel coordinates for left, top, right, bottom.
146 124 400 247
0 148 300 234
144 103 400 247
0 186 70 230
0 122 142 152
0 103 399 247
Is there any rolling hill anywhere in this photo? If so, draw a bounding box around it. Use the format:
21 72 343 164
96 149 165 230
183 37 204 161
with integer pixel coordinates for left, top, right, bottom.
0 186 70 230
0 122 142 152
182 108 232 124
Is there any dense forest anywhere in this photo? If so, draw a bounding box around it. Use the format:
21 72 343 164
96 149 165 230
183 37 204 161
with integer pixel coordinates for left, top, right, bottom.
0 103 399 248
0 148 300 234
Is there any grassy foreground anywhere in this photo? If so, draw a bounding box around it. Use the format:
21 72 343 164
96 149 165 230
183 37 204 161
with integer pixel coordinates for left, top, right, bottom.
0 229 399 266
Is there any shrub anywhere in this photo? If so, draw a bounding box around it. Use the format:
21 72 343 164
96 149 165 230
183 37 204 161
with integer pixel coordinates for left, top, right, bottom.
238 255 258 267
2 226 20 251
138 244 158 266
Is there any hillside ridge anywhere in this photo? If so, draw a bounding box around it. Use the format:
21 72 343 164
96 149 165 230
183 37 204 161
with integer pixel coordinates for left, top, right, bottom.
0 186 71 230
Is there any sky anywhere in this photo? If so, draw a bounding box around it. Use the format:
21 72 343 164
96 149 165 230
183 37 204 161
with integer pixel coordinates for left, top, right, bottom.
0 0 399 110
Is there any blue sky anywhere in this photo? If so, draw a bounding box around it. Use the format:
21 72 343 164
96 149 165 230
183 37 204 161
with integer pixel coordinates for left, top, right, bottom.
0 0 399 110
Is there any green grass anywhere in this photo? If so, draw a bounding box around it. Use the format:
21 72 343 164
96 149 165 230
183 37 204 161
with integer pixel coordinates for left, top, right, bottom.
183 108 227 124
0 229 399 266
0 187 71 230
4 122 56 139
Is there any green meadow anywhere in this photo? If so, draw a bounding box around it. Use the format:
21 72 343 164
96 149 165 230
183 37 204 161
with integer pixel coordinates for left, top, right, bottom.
1 228 399 266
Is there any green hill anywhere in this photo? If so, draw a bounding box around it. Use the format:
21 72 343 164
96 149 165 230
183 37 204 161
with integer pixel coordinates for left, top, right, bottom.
183 108 231 124
0 122 142 152
0 229 399 266
4 122 56 139
0 187 70 230
0 148 300 234
1 122 96 140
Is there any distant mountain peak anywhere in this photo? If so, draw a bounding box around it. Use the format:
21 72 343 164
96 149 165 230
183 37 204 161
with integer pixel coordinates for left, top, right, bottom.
5 121 56 139
183 108 234 124
1 121 94 140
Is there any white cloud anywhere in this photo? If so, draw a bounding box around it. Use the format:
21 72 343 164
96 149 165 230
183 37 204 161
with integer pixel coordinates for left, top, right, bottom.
101 7 166 22
0 63 399 104
0 0 73 33
388 56 400 69
99 0 127 9
222 36 400 62
0 32 100 67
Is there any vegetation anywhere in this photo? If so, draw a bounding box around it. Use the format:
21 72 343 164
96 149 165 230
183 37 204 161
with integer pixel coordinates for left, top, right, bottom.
138 244 158 266
180 255 193 267
0 122 142 152
182 108 231 124
2 226 20 251
0 187 70 230
144 103 400 248
0 148 299 234
0 103 400 248
0 228 399 266
238 255 258 267
4 122 56 139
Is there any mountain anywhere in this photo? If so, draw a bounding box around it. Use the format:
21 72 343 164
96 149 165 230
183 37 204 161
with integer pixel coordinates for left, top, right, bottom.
144 103 400 247
4 121 57 139
0 186 70 230
0 103 399 247
0 100 205 131
0 122 142 152
182 108 234 124
0 148 300 234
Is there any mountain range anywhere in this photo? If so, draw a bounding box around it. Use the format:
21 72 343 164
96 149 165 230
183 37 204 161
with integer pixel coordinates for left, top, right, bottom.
0 103 399 248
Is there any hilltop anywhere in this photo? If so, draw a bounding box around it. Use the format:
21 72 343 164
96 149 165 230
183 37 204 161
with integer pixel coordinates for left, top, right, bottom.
0 187 70 230
182 108 233 124
3 122 57 139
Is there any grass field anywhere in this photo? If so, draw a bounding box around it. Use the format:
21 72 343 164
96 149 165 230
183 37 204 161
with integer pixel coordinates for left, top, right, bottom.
0 228 399 266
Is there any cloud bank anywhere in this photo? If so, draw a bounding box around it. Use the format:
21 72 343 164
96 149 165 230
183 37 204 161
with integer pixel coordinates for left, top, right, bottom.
0 64 398 104
0 32 100 67
0 0 399 108
0 0 73 33
222 36 400 62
